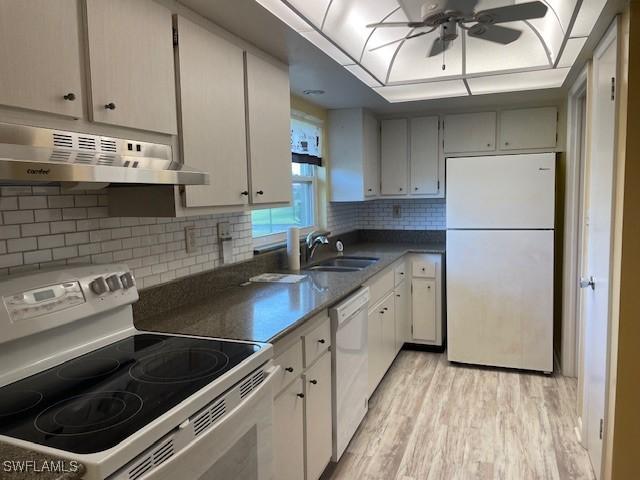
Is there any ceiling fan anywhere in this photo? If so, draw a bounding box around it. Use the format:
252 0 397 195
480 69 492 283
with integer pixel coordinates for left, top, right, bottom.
367 0 548 62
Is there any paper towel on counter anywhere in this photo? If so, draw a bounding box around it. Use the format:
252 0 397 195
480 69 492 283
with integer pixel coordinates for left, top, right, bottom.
286 227 300 271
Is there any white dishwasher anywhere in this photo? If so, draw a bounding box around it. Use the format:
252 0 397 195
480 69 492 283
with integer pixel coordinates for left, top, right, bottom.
330 286 370 462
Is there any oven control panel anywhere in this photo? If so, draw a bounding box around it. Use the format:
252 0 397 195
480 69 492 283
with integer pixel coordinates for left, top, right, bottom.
3 282 85 323
0 264 139 346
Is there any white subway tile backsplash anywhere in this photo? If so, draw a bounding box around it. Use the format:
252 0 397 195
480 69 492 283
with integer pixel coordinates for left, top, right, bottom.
0 187 254 288
327 198 446 233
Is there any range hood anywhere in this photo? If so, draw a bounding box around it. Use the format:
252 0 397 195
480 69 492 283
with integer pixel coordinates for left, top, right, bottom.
0 123 208 187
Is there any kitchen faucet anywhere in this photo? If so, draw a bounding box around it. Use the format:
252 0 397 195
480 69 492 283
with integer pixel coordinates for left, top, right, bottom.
305 230 330 262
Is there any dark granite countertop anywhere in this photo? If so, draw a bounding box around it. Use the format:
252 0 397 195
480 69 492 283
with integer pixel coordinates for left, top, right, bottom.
135 242 445 343
0 442 85 480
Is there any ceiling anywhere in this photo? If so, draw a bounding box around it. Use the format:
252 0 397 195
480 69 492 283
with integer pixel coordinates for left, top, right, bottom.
178 0 622 113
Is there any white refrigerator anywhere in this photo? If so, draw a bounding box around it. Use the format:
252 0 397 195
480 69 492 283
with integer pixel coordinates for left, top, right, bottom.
446 153 555 372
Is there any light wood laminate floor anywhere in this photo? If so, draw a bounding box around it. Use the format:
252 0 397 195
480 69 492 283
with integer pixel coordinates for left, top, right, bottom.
327 351 594 480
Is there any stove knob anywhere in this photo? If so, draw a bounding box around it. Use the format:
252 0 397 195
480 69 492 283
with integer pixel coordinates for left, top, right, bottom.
120 272 135 289
106 274 122 292
90 277 108 295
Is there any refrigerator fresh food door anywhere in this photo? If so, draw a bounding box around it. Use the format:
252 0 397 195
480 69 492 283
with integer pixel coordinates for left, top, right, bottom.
446 153 555 229
446 229 554 372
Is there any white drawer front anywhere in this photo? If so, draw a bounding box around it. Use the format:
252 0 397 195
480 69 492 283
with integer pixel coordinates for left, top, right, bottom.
413 259 436 278
365 267 395 304
303 317 331 368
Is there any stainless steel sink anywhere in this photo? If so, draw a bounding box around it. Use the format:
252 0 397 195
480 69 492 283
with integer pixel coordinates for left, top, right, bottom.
304 256 379 272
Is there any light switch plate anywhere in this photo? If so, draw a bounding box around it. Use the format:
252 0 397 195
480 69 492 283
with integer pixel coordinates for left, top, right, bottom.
185 226 197 253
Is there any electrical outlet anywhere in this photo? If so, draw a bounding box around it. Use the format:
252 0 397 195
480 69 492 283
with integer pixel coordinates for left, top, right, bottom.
185 226 197 253
392 205 401 218
217 221 231 240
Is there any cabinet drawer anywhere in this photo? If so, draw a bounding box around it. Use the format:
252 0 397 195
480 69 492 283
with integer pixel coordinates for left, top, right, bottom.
394 262 407 286
365 267 395 304
303 317 331 368
413 259 436 278
273 339 303 396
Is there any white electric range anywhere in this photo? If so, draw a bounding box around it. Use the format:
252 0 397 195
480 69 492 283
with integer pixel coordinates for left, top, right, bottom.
0 265 276 480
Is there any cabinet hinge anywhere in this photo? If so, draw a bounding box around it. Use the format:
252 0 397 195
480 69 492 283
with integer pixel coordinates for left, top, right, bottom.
599 418 604 439
611 77 616 101
172 27 179 46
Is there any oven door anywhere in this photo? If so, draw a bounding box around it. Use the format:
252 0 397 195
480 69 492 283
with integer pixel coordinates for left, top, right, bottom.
140 366 278 480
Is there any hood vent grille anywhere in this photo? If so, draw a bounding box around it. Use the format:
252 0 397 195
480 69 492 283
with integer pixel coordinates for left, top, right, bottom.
0 122 208 186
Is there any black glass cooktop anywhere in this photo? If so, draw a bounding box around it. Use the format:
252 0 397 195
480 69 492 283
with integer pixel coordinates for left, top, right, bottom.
0 334 260 454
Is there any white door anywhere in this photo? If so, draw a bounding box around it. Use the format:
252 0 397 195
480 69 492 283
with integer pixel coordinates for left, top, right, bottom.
0 0 84 118
304 351 332 480
580 22 618 479
85 0 177 134
410 116 439 195
245 53 292 205
499 107 558 150
412 277 437 342
446 154 556 229
363 111 380 197
175 16 248 208
447 229 554 372
380 119 408 195
394 281 410 353
273 378 304 480
443 112 496 153
380 293 396 369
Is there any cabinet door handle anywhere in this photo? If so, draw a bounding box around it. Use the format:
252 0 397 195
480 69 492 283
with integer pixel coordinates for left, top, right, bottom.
104 102 116 110
399 187 403 192
367 188 373 192
487 143 491 147
63 93 76 101
379 310 385 314
285 367 294 373
317 339 326 344
241 191 249 196
297 393 305 398
414 187 419 191
396 294 401 297
504 141 510 146
309 379 318 385
256 190 264 195
383 307 388 311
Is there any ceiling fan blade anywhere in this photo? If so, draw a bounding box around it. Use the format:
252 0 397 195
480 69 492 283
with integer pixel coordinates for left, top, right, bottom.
366 21 411 28
369 30 429 52
475 1 548 23
467 24 522 44
428 38 451 57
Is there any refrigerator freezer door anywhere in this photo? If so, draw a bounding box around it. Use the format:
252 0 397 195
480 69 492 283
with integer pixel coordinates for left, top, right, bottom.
446 229 554 372
446 153 555 229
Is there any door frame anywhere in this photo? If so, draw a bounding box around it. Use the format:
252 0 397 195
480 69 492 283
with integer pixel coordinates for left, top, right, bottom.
577 19 620 478
562 65 590 380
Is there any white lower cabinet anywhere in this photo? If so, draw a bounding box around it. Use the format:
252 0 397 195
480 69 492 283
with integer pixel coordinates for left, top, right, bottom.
394 280 410 354
304 351 332 480
273 377 305 480
272 314 332 480
410 254 444 346
367 288 399 397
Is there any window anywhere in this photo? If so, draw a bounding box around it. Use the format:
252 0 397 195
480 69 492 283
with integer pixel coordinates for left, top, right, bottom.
251 115 322 245
251 163 316 239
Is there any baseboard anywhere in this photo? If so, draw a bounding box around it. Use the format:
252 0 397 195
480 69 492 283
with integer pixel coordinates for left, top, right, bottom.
402 342 445 353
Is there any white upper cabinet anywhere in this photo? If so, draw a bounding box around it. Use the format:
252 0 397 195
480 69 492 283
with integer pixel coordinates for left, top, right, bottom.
443 112 496 153
85 0 177 134
175 16 248 208
499 107 558 150
245 53 292 205
410 116 440 195
0 0 83 118
363 111 380 197
328 108 379 201
380 119 408 195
